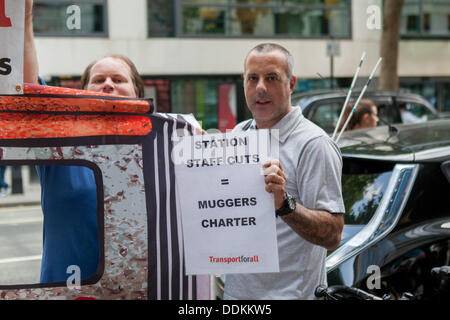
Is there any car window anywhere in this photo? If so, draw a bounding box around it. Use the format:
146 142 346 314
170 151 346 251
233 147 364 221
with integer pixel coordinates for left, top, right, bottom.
342 171 393 225
373 100 398 124
337 164 394 248
310 101 342 133
376 103 393 124
309 97 396 133
399 102 436 123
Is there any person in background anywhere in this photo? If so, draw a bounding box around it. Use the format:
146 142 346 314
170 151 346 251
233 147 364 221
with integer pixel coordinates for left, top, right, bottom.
337 99 379 132
24 0 144 283
80 54 144 98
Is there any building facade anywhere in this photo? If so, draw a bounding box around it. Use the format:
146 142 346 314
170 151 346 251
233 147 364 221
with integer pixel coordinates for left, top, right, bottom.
33 0 450 129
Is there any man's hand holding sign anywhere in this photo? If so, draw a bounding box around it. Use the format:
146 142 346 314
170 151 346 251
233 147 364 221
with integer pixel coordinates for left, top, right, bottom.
263 159 344 251
263 159 288 211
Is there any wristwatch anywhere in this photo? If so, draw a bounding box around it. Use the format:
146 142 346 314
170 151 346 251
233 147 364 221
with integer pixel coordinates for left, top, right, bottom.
275 192 296 217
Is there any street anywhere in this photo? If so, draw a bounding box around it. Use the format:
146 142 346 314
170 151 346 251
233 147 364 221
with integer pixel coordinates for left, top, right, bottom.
0 205 43 286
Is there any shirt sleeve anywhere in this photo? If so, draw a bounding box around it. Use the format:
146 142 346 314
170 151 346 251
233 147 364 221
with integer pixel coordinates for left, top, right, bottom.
296 135 345 214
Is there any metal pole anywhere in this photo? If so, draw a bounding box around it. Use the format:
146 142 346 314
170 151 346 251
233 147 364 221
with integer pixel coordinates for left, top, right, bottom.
330 55 334 89
332 52 366 140
335 57 383 144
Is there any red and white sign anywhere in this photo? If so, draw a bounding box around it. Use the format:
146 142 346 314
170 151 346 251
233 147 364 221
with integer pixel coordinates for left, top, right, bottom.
0 0 25 94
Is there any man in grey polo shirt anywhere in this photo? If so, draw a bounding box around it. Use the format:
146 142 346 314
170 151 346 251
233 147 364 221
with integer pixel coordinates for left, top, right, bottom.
224 43 345 300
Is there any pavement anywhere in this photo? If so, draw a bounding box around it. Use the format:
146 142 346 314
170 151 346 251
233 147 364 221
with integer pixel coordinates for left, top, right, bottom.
0 183 41 208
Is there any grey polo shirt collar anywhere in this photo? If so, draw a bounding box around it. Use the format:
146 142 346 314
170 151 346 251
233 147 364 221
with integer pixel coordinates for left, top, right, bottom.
248 106 304 144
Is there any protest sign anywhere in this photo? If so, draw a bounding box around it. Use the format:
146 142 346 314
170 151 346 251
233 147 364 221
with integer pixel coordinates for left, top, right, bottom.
173 130 280 275
0 0 24 94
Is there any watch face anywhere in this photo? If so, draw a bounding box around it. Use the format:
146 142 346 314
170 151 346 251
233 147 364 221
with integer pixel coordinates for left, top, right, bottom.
276 193 296 217
287 195 296 211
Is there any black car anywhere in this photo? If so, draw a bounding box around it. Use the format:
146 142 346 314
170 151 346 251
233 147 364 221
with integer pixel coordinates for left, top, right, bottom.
328 119 450 300
213 119 450 300
291 90 439 134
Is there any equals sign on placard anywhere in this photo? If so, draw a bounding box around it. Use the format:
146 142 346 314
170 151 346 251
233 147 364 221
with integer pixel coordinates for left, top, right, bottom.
221 179 229 185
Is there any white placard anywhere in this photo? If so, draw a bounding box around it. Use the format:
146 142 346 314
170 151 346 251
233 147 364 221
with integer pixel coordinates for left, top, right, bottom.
173 130 280 275
0 0 25 94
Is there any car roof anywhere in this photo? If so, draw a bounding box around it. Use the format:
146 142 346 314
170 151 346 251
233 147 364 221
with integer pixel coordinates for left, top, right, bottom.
292 89 426 100
293 89 435 112
338 119 450 162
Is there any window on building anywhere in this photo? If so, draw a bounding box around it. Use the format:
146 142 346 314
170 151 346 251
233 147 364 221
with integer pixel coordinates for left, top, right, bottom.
148 0 175 37
170 77 246 131
148 0 350 38
171 79 222 129
401 0 450 38
33 0 107 36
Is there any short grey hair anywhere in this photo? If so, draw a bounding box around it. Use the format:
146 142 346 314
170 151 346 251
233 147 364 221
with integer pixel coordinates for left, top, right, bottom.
244 43 295 80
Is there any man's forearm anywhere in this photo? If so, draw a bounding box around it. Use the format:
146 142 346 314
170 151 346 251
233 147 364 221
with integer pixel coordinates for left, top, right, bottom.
281 204 344 251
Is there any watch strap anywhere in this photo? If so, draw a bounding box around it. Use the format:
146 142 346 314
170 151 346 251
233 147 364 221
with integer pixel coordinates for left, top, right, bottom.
276 192 296 217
